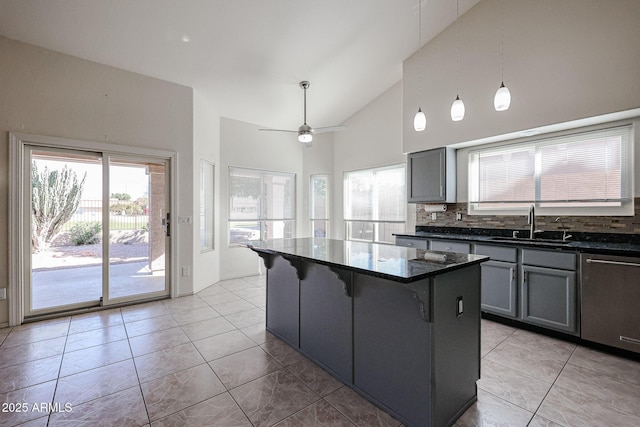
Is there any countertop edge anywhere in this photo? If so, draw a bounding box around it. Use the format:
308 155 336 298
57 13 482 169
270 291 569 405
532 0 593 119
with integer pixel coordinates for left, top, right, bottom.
244 243 489 284
394 232 640 256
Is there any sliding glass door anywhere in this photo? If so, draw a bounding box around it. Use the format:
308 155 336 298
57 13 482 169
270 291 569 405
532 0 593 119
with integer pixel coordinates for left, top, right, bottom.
26 147 170 317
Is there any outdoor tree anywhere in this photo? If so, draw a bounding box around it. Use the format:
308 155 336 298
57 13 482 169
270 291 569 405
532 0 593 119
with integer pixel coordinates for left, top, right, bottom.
111 192 131 201
31 162 87 252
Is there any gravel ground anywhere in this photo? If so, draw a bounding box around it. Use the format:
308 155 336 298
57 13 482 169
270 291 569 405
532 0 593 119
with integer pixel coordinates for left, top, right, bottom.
32 231 150 271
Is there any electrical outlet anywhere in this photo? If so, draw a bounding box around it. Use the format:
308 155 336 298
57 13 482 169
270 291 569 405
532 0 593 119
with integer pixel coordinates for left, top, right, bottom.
431 212 437 220
178 216 192 224
0 288 6 299
456 212 463 221
182 267 190 277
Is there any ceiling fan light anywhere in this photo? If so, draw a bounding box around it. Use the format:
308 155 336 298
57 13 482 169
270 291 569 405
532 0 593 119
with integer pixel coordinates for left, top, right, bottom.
298 132 313 143
494 82 511 111
414 107 426 131
451 95 465 121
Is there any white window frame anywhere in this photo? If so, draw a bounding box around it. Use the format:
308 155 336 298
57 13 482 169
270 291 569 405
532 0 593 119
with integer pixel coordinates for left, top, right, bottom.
200 160 214 252
228 167 296 245
468 123 635 217
343 164 406 244
310 174 330 238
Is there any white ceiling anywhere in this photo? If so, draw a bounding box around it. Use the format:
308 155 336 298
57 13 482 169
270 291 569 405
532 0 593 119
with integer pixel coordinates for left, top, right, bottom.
0 0 479 131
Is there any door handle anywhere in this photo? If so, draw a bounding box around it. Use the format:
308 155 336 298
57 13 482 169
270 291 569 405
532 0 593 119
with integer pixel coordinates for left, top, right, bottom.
163 213 171 237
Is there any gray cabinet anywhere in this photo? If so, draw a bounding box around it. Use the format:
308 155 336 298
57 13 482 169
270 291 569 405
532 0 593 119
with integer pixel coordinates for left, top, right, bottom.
521 249 577 335
407 147 456 203
475 244 518 318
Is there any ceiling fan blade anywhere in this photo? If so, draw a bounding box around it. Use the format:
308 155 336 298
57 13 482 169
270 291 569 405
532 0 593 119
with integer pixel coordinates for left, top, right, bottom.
313 125 347 134
258 128 298 133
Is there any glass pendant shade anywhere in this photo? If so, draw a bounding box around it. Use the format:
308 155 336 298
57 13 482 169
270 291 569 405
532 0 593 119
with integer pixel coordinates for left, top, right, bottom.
298 132 313 143
414 107 426 131
494 82 511 111
450 96 465 121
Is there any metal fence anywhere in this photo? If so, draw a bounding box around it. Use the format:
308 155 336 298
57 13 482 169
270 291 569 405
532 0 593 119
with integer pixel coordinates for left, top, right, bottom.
62 200 149 231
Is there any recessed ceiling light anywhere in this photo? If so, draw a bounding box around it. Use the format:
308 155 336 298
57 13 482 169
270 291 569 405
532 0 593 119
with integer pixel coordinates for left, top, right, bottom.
181 35 191 43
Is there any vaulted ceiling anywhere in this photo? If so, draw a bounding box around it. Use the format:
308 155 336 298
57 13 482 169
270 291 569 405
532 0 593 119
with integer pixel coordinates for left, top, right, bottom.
0 0 479 131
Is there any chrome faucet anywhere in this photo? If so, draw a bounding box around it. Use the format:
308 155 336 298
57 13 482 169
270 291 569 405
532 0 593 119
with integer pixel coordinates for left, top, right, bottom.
528 204 536 239
554 217 573 241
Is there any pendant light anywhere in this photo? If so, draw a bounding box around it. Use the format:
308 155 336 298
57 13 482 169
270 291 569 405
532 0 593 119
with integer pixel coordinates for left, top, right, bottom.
413 0 426 131
451 0 465 121
494 1 511 111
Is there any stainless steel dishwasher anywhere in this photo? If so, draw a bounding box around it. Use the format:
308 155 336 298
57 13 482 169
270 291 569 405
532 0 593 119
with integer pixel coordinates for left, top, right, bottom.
581 253 640 353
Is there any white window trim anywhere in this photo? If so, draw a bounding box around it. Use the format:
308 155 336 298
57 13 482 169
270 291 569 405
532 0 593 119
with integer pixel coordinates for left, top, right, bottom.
227 166 296 245
467 122 635 217
9 132 178 326
310 174 330 238
199 159 215 253
343 163 407 244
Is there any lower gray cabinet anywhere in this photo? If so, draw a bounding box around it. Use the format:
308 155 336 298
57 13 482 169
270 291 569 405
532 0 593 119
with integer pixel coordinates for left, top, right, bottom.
521 265 577 334
480 260 518 318
475 244 518 319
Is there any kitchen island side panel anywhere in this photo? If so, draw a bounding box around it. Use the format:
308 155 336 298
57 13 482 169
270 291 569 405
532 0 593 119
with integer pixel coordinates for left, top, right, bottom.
352 273 433 427
299 263 353 383
432 265 481 427
265 255 300 347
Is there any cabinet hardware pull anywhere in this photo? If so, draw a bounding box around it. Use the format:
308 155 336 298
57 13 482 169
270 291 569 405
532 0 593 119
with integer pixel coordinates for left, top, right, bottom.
586 259 640 268
620 335 640 346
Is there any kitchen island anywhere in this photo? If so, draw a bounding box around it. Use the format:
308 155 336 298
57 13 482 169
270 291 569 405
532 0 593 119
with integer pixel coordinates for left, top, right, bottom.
245 238 488 427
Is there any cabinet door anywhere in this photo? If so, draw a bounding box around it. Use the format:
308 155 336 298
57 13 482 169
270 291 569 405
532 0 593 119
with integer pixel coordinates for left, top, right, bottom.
521 265 577 334
408 148 445 202
481 260 518 318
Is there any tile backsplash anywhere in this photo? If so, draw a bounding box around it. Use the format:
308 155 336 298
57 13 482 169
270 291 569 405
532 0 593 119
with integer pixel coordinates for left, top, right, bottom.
416 199 640 234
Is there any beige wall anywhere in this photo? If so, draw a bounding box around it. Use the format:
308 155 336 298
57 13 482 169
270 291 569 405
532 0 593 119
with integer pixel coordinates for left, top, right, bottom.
219 117 305 279
332 81 411 239
403 0 640 152
0 36 194 325
192 90 221 292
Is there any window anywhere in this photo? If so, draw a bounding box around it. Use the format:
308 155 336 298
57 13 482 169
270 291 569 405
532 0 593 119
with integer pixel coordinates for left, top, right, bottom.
310 174 329 237
228 167 295 244
344 164 406 244
468 125 633 215
200 160 214 251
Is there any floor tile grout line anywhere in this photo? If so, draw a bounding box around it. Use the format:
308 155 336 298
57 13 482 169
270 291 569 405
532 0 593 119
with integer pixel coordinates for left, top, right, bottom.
120 307 153 427
527 343 579 426
540 352 640 421
47 317 72 426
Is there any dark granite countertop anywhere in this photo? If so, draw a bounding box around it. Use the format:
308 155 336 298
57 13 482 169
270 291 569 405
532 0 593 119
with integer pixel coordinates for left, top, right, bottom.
394 226 640 256
244 238 488 283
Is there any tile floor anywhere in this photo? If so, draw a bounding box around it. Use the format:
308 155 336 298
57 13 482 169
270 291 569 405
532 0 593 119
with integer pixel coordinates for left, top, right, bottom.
1 275 640 426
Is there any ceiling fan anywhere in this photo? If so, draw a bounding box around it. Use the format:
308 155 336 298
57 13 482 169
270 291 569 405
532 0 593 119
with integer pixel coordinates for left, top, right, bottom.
259 81 346 145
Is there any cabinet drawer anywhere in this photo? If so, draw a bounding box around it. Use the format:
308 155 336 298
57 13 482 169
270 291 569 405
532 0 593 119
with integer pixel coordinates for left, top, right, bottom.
475 244 517 263
395 237 428 249
522 249 576 270
430 240 470 254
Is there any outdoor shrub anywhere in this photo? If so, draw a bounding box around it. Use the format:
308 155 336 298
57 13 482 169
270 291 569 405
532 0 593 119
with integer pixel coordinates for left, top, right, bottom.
70 222 102 245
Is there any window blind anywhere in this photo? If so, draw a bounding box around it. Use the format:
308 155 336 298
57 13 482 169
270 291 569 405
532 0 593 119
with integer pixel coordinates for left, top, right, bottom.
469 125 632 209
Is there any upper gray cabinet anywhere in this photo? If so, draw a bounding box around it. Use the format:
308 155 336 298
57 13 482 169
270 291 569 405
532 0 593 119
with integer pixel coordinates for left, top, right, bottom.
407 147 456 203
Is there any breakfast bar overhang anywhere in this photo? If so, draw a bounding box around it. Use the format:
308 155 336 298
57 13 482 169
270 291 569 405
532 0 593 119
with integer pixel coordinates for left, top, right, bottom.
244 238 489 427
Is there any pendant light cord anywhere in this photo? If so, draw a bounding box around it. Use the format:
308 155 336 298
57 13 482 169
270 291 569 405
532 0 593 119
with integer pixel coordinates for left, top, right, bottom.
500 1 504 83
418 0 423 106
455 0 460 95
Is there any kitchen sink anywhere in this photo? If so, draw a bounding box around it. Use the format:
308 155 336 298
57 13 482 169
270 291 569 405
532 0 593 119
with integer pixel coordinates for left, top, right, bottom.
488 236 571 246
